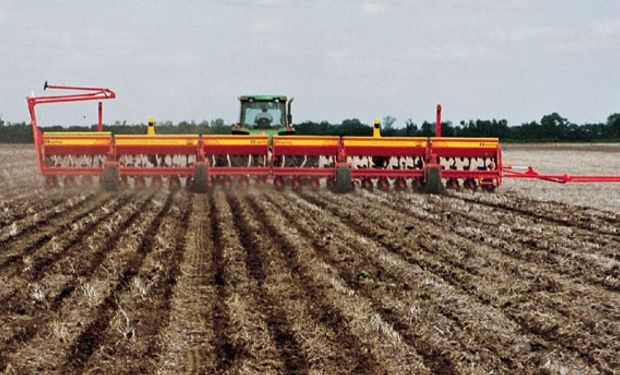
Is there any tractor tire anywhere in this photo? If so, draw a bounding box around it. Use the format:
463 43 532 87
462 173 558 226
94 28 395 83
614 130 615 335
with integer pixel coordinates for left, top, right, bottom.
424 166 443 194
192 163 209 193
334 166 353 194
101 165 120 191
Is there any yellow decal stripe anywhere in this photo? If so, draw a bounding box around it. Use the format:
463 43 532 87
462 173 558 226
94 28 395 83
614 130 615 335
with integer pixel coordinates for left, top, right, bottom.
116 135 199 146
203 139 269 146
344 140 428 148
44 132 112 136
116 140 199 146
44 131 110 146
116 134 198 139
274 139 339 147
43 139 110 146
430 137 498 142
432 140 498 148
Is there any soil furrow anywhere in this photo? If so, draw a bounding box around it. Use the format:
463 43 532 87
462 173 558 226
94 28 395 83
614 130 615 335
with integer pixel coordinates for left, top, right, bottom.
0 192 164 373
320 192 618 371
158 195 218 374
61 191 176 373
140 194 192 365
0 195 94 242
0 194 131 315
0 193 107 269
323 190 620 318
369 190 620 292
0 193 152 350
80 193 192 374
448 192 620 238
1 144 618 374
271 193 472 373
207 190 235 374
231 194 368 373
343 190 620 328
27 195 133 281
0 195 98 269
0 193 72 230
209 190 285 373
438 191 620 260
243 193 406 374
250 191 430 374
46 193 156 311
270 192 534 374
228 195 309 373
299 191 615 373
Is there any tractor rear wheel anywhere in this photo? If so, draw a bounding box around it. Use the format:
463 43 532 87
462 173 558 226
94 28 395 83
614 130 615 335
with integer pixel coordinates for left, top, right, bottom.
424 166 443 194
334 166 353 194
101 164 120 191
192 163 209 193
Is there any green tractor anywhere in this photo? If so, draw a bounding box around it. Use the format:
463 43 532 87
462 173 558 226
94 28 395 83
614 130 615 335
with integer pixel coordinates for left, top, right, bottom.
232 95 295 137
212 95 298 168
226 94 319 170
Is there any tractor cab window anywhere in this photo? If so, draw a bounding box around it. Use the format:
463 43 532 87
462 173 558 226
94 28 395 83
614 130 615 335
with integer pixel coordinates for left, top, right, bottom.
241 101 285 129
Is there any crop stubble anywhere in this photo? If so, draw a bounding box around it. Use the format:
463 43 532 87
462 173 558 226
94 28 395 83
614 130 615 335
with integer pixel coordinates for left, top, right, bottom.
0 144 618 374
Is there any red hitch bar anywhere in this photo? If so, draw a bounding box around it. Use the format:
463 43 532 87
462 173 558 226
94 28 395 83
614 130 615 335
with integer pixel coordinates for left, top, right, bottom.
27 82 116 173
502 166 620 183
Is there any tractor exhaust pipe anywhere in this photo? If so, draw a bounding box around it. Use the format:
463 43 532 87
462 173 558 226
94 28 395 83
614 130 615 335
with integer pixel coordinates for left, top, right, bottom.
436 103 442 138
287 97 295 125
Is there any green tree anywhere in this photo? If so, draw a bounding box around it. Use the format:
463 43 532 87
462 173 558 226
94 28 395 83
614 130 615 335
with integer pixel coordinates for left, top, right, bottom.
382 115 397 130
607 113 620 138
405 118 417 136
540 112 568 140
340 118 371 136
420 121 434 136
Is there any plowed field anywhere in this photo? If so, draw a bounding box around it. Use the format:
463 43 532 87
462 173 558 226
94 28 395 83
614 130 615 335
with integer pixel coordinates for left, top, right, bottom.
0 144 619 374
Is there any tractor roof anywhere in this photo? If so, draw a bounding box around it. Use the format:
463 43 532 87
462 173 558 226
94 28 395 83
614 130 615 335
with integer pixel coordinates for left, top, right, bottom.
239 95 287 102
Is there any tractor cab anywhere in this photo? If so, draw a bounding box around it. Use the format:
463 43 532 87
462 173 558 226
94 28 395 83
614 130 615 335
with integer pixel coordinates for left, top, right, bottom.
233 95 295 136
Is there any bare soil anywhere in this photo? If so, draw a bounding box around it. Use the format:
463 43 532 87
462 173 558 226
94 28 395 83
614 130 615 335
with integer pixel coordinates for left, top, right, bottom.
0 144 618 374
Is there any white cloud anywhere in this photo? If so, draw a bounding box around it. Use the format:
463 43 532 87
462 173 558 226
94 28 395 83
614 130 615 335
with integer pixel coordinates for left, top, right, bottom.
493 26 570 44
360 1 388 16
253 0 285 5
251 20 280 33
1 0 618 125
442 44 496 61
493 20 620 53
590 19 620 38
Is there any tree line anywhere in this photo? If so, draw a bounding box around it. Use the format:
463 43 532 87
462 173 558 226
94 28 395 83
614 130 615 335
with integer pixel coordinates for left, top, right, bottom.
1 113 619 143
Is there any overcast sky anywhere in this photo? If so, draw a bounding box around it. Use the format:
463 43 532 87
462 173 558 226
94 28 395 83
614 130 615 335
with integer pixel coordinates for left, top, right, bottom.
1 0 619 127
